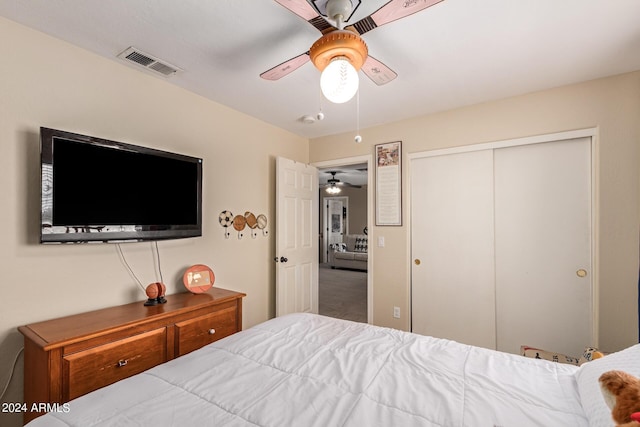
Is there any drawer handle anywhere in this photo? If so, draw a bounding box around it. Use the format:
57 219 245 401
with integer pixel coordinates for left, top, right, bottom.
117 359 128 367
208 328 216 335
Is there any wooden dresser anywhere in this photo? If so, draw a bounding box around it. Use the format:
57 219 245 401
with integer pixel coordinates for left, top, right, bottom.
19 288 245 424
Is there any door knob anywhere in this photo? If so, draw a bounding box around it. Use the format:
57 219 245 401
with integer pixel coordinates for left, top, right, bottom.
414 259 421 265
280 256 288 263
576 269 587 278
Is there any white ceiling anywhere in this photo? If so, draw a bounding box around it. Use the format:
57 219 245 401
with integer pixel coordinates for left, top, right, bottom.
2 0 640 139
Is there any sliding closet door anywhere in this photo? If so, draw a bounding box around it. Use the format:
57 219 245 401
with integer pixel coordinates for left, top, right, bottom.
494 138 592 357
411 150 496 349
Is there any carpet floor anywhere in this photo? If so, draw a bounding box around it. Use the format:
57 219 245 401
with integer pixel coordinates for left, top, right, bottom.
319 263 367 323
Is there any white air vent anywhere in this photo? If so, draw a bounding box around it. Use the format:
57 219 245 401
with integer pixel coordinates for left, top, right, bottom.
117 47 183 77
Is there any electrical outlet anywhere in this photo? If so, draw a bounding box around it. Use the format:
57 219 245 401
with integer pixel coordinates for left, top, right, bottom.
393 306 400 319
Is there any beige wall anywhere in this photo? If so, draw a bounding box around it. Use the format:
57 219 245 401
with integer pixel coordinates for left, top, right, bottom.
310 71 640 352
329 185 367 235
344 185 368 236
0 17 307 427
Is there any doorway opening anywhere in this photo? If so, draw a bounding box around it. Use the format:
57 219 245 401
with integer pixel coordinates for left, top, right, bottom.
317 162 370 323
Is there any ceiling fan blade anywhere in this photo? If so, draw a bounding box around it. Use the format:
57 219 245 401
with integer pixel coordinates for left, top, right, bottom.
274 0 334 33
321 181 361 188
348 0 444 35
260 52 310 81
361 55 397 86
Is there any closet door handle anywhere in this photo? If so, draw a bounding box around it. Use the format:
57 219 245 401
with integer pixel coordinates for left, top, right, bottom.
576 269 587 278
414 259 421 265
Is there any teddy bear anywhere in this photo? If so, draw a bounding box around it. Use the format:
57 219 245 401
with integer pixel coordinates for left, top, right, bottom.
599 370 640 426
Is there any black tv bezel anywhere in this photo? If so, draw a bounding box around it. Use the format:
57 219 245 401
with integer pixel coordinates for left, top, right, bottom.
40 127 203 244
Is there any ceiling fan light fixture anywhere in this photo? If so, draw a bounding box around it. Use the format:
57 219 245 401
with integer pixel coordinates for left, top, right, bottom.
326 184 342 194
320 56 359 103
309 29 367 104
313 0 361 23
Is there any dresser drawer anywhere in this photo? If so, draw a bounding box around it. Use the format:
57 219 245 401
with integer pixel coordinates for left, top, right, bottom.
175 305 238 356
63 327 167 400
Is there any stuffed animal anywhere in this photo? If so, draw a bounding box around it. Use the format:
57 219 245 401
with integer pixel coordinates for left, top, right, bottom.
599 370 640 426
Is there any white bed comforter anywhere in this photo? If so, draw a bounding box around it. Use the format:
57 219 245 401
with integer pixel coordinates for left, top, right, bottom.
27 313 588 426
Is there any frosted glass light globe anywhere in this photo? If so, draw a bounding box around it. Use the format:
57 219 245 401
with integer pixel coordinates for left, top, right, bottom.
320 57 359 104
326 185 341 194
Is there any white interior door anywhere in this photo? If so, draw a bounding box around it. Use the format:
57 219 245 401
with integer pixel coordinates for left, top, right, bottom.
276 157 319 317
494 138 592 356
411 150 497 349
327 197 346 244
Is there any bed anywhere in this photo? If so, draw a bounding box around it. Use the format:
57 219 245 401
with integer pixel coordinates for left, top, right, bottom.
26 313 640 427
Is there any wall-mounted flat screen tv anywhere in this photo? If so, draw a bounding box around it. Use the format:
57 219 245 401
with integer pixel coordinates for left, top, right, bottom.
40 127 202 243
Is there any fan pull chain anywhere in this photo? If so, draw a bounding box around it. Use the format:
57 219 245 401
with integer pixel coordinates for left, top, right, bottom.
317 85 325 121
355 89 362 143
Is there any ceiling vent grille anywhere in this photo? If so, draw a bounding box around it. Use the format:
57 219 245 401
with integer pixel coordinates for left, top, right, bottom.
117 47 183 77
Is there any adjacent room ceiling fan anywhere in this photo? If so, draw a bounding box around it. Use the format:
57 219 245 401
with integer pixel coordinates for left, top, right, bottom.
261 0 444 103
322 171 361 194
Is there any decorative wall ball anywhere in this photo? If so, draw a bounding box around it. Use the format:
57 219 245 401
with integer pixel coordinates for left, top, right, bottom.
245 212 258 237
233 215 246 231
257 214 268 235
219 210 234 227
244 211 257 229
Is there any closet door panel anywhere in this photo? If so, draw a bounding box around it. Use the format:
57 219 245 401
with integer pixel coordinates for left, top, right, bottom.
411 150 496 349
494 138 592 357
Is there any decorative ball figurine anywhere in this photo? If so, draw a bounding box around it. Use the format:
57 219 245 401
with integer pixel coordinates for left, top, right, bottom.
144 282 167 306
145 283 159 299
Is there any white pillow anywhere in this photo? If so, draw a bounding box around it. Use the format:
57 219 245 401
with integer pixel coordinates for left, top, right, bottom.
574 343 640 427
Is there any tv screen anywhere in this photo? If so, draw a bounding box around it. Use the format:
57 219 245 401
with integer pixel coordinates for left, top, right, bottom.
40 127 202 243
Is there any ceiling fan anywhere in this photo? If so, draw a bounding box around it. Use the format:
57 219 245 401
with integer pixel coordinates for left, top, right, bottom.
261 0 444 103
322 171 361 194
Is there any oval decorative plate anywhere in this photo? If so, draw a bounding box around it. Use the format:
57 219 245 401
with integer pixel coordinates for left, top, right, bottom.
183 264 215 294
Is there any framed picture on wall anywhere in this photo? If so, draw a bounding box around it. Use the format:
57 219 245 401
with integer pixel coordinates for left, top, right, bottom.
375 141 402 226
